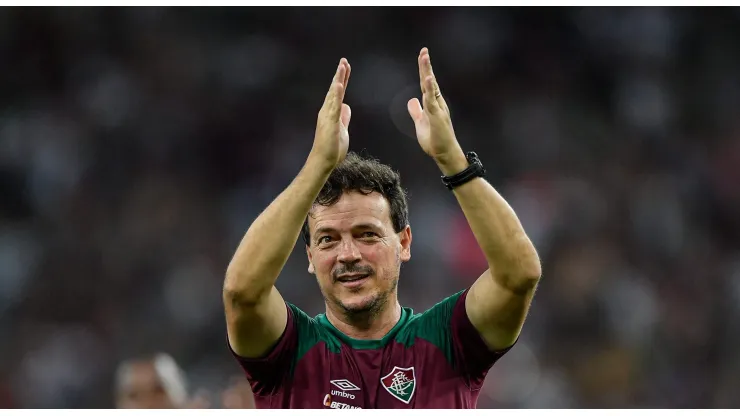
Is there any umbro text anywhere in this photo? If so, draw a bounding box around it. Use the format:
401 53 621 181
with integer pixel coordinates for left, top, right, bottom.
331 390 355 399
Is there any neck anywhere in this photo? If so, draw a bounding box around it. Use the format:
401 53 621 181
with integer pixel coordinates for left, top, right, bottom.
325 299 402 340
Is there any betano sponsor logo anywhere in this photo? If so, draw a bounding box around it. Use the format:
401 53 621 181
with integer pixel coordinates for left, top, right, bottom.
323 393 362 409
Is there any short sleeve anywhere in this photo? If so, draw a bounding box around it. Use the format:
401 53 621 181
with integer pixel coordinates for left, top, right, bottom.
412 289 515 390
228 302 298 396
449 288 515 389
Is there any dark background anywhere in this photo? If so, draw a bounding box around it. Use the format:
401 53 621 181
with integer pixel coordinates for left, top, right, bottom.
1 6 740 408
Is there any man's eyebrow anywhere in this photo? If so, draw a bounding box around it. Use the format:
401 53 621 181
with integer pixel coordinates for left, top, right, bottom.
314 227 336 237
314 223 381 237
352 223 381 230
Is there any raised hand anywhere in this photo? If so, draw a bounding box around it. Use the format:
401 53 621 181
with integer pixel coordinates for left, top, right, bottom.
407 48 466 171
310 58 352 170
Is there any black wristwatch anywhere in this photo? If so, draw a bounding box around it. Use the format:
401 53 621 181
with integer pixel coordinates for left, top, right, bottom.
441 151 486 190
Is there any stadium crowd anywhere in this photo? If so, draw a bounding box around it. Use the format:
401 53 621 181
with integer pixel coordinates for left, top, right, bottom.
1 7 740 408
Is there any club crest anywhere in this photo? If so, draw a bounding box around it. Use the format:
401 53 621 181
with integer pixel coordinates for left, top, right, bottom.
380 366 416 404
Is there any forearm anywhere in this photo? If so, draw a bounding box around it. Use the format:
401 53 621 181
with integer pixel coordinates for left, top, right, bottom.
224 155 333 302
437 153 541 290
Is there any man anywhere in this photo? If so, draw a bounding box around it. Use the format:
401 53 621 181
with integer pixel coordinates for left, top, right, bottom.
115 353 255 409
223 48 541 409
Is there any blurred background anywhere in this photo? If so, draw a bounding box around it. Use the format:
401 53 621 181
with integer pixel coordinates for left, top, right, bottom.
1 6 740 409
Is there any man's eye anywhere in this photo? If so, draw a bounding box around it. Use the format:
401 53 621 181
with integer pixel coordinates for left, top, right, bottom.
319 236 332 244
362 232 377 238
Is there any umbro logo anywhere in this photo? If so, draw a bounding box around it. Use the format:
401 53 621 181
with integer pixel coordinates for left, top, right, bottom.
330 379 360 391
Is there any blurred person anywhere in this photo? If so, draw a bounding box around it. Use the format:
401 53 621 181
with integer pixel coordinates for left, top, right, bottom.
115 352 256 409
223 48 541 408
115 353 191 409
221 376 256 409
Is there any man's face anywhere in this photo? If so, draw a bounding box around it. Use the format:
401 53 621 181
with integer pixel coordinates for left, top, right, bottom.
306 191 411 316
116 361 175 409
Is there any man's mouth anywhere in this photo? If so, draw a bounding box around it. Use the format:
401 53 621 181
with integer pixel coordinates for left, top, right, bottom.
336 273 370 282
336 273 371 288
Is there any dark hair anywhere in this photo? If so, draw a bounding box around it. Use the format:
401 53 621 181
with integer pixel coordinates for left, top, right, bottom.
302 151 409 246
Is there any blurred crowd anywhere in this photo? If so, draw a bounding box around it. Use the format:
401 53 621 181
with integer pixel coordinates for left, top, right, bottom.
1 7 740 408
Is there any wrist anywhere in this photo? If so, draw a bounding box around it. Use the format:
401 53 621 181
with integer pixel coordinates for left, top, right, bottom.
434 149 468 176
305 152 337 177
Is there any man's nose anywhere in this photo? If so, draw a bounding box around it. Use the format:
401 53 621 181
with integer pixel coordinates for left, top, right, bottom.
337 239 361 263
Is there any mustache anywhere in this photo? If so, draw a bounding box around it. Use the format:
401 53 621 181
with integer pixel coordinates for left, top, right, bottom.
333 264 375 280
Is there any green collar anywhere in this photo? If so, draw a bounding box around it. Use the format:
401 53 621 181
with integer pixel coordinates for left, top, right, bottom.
316 306 413 350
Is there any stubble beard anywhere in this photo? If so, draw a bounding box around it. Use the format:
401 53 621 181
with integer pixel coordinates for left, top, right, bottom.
335 275 398 320
323 250 403 323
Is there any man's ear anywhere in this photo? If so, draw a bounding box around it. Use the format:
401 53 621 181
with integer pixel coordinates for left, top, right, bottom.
306 244 315 274
399 225 412 262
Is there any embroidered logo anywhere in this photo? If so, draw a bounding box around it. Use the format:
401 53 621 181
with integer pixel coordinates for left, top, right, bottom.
380 366 416 404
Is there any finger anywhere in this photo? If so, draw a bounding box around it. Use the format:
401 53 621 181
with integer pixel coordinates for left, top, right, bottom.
420 51 445 113
342 60 351 99
325 59 345 99
423 75 443 114
432 79 450 115
322 69 343 112
340 103 351 128
418 51 426 95
330 82 345 118
336 59 351 104
419 48 437 96
407 98 423 123
419 47 431 80
421 53 440 94
323 59 347 116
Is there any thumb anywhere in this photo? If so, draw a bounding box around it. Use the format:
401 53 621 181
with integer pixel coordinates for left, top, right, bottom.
407 98 423 124
341 103 352 128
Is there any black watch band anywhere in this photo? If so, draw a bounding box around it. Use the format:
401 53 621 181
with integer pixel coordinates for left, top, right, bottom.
441 151 486 190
